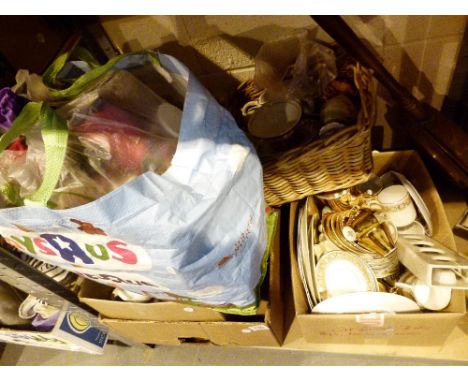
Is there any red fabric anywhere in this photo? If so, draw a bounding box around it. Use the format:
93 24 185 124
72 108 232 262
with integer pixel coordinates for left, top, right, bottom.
6 137 28 152
74 103 151 173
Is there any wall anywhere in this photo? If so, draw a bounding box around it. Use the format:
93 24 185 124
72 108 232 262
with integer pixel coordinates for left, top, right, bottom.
100 15 467 149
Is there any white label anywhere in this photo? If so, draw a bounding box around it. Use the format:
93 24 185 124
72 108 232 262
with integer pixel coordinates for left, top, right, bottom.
183 307 194 313
241 329 252 334
248 324 270 332
355 313 386 327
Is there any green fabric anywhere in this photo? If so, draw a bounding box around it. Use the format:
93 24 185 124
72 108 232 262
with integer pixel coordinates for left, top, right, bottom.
41 47 100 88
0 102 69 207
24 104 69 207
73 46 101 69
42 51 72 88
42 48 161 101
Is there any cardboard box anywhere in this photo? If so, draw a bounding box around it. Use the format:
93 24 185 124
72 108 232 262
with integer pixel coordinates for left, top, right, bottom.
100 210 284 347
285 150 467 354
282 312 468 362
0 305 108 354
79 279 227 322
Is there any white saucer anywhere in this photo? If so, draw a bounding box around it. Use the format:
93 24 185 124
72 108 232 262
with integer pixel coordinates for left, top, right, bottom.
297 205 315 310
315 251 378 300
311 291 421 313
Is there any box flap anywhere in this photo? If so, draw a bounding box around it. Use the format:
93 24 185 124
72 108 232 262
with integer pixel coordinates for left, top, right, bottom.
79 279 226 322
265 208 284 344
202 321 279 347
101 319 210 345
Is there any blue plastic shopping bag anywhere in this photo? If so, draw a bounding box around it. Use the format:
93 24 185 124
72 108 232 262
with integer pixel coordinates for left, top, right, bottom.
0 52 268 313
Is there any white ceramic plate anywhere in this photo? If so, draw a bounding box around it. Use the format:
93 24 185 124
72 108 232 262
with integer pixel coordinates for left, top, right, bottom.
308 213 321 303
301 203 318 306
297 205 316 309
391 171 432 236
296 230 315 310
315 251 378 300
311 291 421 314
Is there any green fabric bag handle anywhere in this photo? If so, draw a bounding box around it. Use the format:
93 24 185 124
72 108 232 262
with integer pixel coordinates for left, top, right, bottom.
24 104 69 207
72 46 101 69
42 46 101 89
0 102 69 207
42 48 160 101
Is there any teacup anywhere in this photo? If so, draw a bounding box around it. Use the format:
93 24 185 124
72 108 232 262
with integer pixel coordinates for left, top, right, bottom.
372 185 417 228
432 269 457 287
396 272 452 311
18 295 40 319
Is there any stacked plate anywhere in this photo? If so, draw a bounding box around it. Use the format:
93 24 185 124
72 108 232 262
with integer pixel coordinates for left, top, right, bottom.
296 197 380 310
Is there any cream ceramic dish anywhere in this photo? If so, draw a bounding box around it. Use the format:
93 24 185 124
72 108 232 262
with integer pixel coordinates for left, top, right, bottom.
311 291 420 313
315 250 378 300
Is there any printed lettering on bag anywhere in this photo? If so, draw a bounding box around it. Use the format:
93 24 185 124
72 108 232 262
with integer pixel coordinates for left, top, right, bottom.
74 269 168 292
0 225 152 271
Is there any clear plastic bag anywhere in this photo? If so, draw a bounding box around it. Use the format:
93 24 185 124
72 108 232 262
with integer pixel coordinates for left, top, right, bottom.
0 124 105 209
61 70 181 195
288 32 337 100
0 136 42 207
253 30 337 101
1 69 182 210
253 35 301 96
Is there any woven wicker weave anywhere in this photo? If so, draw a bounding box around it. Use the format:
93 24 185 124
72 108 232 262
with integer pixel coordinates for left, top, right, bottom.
262 63 376 206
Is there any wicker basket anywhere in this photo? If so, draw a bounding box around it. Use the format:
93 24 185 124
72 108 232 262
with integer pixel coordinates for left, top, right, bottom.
262 63 376 206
